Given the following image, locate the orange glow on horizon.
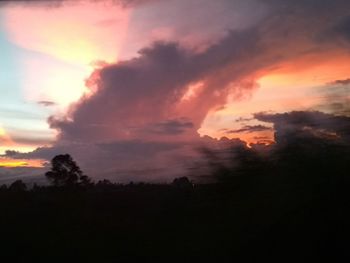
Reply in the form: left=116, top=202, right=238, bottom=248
left=199, top=124, right=275, bottom=146
left=0, top=158, right=45, bottom=168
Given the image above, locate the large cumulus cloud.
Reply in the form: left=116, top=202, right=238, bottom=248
left=49, top=29, right=265, bottom=143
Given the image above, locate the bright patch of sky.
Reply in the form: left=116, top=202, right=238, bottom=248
left=0, top=12, right=55, bottom=152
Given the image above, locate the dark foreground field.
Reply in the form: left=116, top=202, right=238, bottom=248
left=0, top=172, right=349, bottom=262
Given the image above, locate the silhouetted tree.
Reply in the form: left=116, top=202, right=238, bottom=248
left=32, top=183, right=41, bottom=192
left=172, top=176, right=194, bottom=189
left=97, top=179, right=113, bottom=186
left=9, top=180, right=27, bottom=192
left=45, top=154, right=92, bottom=187
left=96, top=179, right=113, bottom=187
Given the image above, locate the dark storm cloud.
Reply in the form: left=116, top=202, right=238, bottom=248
left=331, top=15, right=350, bottom=41
left=329, top=78, right=350, bottom=86
left=255, top=111, right=350, bottom=144
left=227, top=125, right=272, bottom=134
left=255, top=111, right=350, bottom=131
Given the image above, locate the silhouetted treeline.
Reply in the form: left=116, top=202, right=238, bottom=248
left=1, top=114, right=350, bottom=261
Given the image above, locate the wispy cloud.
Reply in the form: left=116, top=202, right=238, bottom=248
left=226, top=125, right=272, bottom=134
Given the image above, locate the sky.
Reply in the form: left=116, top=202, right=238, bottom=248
left=0, top=0, right=350, bottom=182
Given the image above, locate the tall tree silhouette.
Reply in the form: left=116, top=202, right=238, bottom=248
left=45, top=154, right=92, bottom=187
left=9, top=180, right=27, bottom=192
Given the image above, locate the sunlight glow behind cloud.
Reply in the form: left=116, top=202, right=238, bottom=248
left=3, top=1, right=130, bottom=108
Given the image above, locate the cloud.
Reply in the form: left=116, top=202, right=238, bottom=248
left=144, top=119, right=194, bottom=135
left=317, top=79, right=350, bottom=115
left=227, top=125, right=272, bottom=134
left=0, top=0, right=156, bottom=7
left=255, top=111, right=350, bottom=144
left=234, top=117, right=254, bottom=123
left=0, top=166, right=46, bottom=185
left=0, top=0, right=63, bottom=7
left=2, top=126, right=54, bottom=146
left=38, top=100, right=56, bottom=107
left=197, top=114, right=350, bottom=184
left=2, top=140, right=191, bottom=181
left=3, top=150, right=19, bottom=157
left=6, top=0, right=350, bottom=182
left=329, top=78, right=350, bottom=85
left=9, top=136, right=53, bottom=146
left=49, top=29, right=266, bottom=143
left=331, top=15, right=350, bottom=41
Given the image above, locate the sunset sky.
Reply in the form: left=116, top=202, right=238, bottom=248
left=1, top=0, right=350, bottom=182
